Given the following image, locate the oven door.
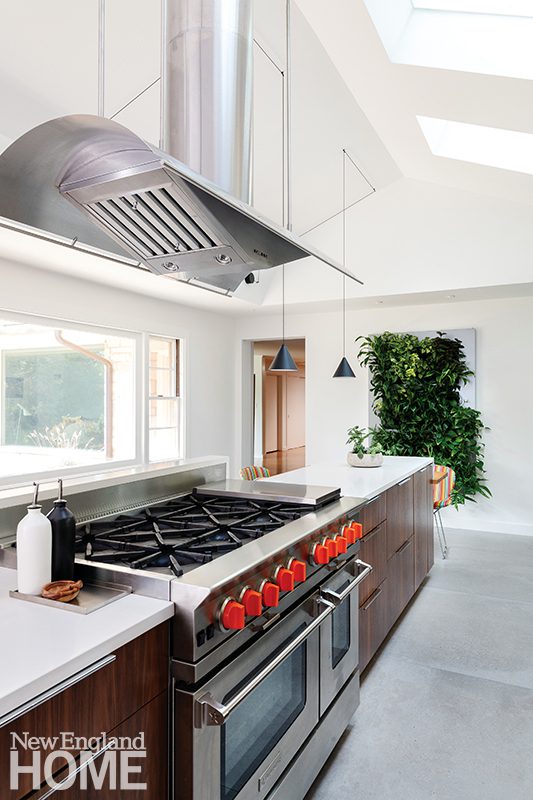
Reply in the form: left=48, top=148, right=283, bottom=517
left=319, top=557, right=373, bottom=715
left=176, top=592, right=334, bottom=800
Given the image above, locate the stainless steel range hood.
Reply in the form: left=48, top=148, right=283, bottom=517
left=0, top=1, right=362, bottom=293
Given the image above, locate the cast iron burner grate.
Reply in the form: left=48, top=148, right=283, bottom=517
left=75, top=493, right=312, bottom=577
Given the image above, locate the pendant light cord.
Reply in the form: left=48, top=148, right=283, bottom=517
left=343, top=275, right=346, bottom=356
left=280, top=0, right=291, bottom=346
left=282, top=264, right=285, bottom=342
left=342, top=149, right=347, bottom=356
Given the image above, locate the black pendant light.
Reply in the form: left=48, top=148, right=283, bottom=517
left=270, top=265, right=298, bottom=372
left=333, top=149, right=356, bottom=378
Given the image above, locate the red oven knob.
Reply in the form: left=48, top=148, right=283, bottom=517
left=350, top=522, right=363, bottom=540
left=240, top=587, right=263, bottom=617
left=335, top=535, right=348, bottom=554
left=344, top=526, right=356, bottom=545
left=311, top=543, right=330, bottom=565
left=343, top=523, right=362, bottom=544
left=261, top=581, right=280, bottom=607
left=288, top=558, right=307, bottom=582
left=323, top=538, right=338, bottom=559
left=219, top=599, right=245, bottom=631
left=275, top=567, right=295, bottom=592
left=342, top=524, right=353, bottom=543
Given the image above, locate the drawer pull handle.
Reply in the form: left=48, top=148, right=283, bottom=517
left=362, top=586, right=383, bottom=611
left=321, top=559, right=373, bottom=606
left=398, top=477, right=412, bottom=487
left=365, top=496, right=379, bottom=506
left=37, top=739, right=116, bottom=799
left=396, top=539, right=412, bottom=555
left=0, top=654, right=116, bottom=729
left=365, top=521, right=384, bottom=540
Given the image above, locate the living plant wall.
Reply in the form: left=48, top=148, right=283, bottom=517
left=357, top=331, right=490, bottom=505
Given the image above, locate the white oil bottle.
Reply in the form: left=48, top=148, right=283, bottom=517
left=16, top=482, right=52, bottom=595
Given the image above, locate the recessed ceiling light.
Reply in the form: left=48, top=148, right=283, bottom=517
left=417, top=115, right=533, bottom=175
left=411, top=0, right=533, bottom=16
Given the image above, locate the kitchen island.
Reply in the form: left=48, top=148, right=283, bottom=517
left=0, top=567, right=173, bottom=798
left=265, top=455, right=433, bottom=500
left=268, top=455, right=435, bottom=671
left=0, top=567, right=173, bottom=718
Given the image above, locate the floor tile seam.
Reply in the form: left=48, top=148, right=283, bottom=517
left=417, top=583, right=533, bottom=610
left=365, top=651, right=533, bottom=695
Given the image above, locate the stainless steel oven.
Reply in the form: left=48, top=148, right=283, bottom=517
left=320, top=557, right=363, bottom=716
left=174, top=556, right=371, bottom=800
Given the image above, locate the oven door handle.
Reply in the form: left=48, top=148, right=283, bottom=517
left=321, top=559, right=373, bottom=606
left=195, top=597, right=336, bottom=728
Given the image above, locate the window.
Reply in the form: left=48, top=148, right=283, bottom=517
left=417, top=115, right=533, bottom=175
left=0, top=314, right=185, bottom=486
left=148, top=336, right=182, bottom=462
left=0, top=319, right=136, bottom=481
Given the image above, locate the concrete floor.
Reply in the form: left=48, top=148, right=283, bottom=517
left=306, top=529, right=533, bottom=800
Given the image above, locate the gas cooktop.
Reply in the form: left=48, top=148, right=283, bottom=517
left=75, top=492, right=316, bottom=577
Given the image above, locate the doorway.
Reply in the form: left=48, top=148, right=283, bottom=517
left=252, top=339, right=306, bottom=476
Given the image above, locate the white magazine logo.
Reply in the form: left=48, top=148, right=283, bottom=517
left=10, top=731, right=147, bottom=792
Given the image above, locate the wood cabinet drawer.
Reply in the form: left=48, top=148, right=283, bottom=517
left=387, top=537, right=415, bottom=629
left=414, top=465, right=434, bottom=589
left=359, top=520, right=387, bottom=604
left=30, top=690, right=168, bottom=800
left=0, top=623, right=169, bottom=799
left=386, top=477, right=414, bottom=559
left=359, top=578, right=388, bottom=673
left=361, top=493, right=387, bottom=535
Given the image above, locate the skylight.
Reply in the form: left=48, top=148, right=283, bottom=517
left=411, top=0, right=533, bottom=15
left=417, top=116, right=533, bottom=175
left=364, top=0, right=533, bottom=79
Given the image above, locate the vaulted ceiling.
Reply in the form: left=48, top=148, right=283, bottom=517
left=1, top=0, right=533, bottom=315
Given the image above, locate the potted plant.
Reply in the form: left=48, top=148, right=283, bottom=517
left=346, top=426, right=383, bottom=468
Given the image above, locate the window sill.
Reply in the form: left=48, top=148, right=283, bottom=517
left=0, top=455, right=229, bottom=512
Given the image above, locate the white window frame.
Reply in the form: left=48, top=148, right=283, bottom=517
left=145, top=334, right=185, bottom=464
left=0, top=309, right=189, bottom=489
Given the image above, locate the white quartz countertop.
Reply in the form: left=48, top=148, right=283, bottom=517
left=0, top=567, right=174, bottom=719
left=266, top=456, right=433, bottom=500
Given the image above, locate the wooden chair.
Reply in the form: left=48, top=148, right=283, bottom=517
left=431, top=465, right=456, bottom=558
left=240, top=465, right=271, bottom=480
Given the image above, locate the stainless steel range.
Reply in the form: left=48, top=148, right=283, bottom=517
left=1, top=463, right=371, bottom=800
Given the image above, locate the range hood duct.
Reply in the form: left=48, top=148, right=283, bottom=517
left=0, top=2, right=362, bottom=293
left=163, top=0, right=253, bottom=204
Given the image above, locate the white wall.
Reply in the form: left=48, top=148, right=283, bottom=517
left=235, top=294, right=533, bottom=536
left=0, top=256, right=237, bottom=471
left=253, top=354, right=263, bottom=459
left=261, top=177, right=533, bottom=309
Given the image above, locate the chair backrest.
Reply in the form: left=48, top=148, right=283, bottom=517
left=433, top=464, right=456, bottom=509
left=240, top=465, right=271, bottom=481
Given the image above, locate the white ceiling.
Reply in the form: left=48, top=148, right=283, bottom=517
left=1, top=0, right=533, bottom=316
left=298, top=0, right=533, bottom=207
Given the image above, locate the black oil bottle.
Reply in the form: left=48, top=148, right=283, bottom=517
left=48, top=479, right=76, bottom=581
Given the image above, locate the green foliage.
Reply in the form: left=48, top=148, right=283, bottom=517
left=357, top=331, right=490, bottom=506
left=4, top=349, right=105, bottom=449
left=346, top=425, right=382, bottom=457
left=28, top=416, right=104, bottom=451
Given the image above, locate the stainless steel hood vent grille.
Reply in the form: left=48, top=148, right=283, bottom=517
left=87, top=186, right=220, bottom=262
